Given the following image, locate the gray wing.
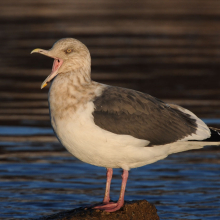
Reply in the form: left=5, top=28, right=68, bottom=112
left=92, top=86, right=198, bottom=146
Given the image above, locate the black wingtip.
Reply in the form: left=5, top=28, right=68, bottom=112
left=203, top=127, right=220, bottom=142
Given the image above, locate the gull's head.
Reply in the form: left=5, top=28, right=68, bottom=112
left=31, top=38, right=91, bottom=89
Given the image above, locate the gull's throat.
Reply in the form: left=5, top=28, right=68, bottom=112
left=52, top=59, right=62, bottom=72
left=41, top=58, right=63, bottom=89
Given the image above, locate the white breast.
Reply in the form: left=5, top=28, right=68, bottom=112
left=51, top=98, right=181, bottom=170
left=49, top=79, right=213, bottom=170
left=50, top=100, right=215, bottom=170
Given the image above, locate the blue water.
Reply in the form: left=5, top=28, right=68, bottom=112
left=0, top=126, right=53, bottom=136
left=0, top=122, right=220, bottom=220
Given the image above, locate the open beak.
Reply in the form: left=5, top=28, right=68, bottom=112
left=31, top=48, right=63, bottom=89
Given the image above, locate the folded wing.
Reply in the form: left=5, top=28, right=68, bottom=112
left=92, top=86, right=210, bottom=146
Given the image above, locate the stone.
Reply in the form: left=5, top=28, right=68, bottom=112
left=37, top=200, right=159, bottom=220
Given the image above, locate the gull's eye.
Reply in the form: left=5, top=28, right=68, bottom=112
left=66, top=49, right=72, bottom=53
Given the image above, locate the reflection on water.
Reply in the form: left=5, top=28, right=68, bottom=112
left=0, top=124, right=220, bottom=220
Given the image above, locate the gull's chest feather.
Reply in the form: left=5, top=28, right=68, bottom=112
left=47, top=75, right=152, bottom=169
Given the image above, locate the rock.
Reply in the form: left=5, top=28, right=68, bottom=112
left=37, top=200, right=159, bottom=220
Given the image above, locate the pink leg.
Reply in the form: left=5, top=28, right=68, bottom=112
left=93, top=168, right=115, bottom=209
left=94, top=170, right=129, bottom=212
left=103, top=168, right=113, bottom=203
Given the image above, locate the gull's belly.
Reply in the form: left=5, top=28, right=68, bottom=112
left=50, top=101, right=210, bottom=170
left=52, top=117, right=151, bottom=169
left=50, top=102, right=159, bottom=170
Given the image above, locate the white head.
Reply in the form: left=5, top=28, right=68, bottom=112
left=31, top=38, right=91, bottom=89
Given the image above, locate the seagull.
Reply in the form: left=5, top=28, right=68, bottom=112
left=31, top=38, right=220, bottom=212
